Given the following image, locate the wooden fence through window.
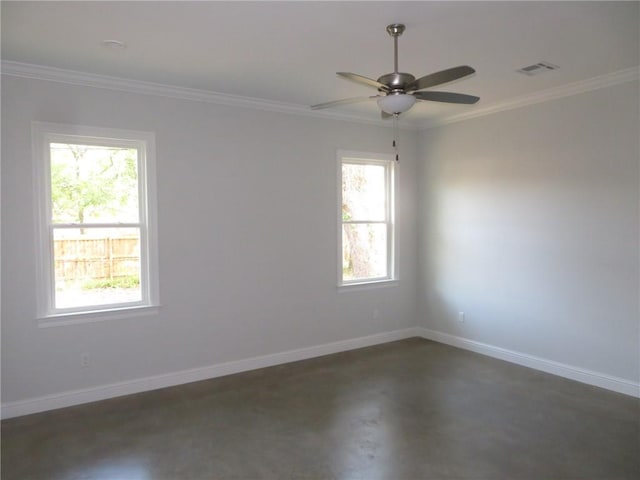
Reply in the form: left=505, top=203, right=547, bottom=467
left=54, top=236, right=140, bottom=282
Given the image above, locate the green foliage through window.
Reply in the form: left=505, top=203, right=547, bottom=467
left=50, top=143, right=139, bottom=224
left=341, top=160, right=390, bottom=282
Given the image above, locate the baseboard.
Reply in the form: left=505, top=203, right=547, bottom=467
left=417, top=327, right=640, bottom=398
left=5, top=326, right=635, bottom=419
left=1, top=327, right=420, bottom=419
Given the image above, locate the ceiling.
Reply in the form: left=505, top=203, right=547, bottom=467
left=2, top=1, right=638, bottom=126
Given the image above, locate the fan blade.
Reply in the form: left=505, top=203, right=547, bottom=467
left=407, top=66, right=475, bottom=92
left=413, top=91, right=480, bottom=104
left=381, top=111, right=394, bottom=120
left=337, top=72, right=390, bottom=92
left=311, top=96, right=377, bottom=110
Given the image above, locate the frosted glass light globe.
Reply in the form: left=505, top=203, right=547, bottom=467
left=377, top=93, right=416, bottom=114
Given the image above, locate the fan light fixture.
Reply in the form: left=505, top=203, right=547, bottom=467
left=377, top=93, right=416, bottom=114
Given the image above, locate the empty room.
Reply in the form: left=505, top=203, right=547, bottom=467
left=1, top=1, right=638, bottom=479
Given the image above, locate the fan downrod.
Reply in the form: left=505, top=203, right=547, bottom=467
left=380, top=24, right=412, bottom=88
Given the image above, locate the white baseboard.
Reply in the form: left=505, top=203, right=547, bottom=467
left=1, top=327, right=420, bottom=419
left=4, top=326, right=636, bottom=419
left=417, top=327, right=640, bottom=398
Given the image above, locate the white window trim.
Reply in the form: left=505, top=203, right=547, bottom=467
left=32, top=122, right=160, bottom=326
left=337, top=150, right=398, bottom=289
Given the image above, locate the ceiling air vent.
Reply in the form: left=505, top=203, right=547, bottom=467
left=517, top=61, right=559, bottom=76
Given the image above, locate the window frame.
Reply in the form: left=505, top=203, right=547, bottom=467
left=32, top=122, right=159, bottom=326
left=338, top=150, right=397, bottom=288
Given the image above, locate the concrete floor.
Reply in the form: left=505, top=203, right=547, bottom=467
left=2, top=338, right=639, bottom=480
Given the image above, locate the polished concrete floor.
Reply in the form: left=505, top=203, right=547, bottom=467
left=2, top=338, right=639, bottom=480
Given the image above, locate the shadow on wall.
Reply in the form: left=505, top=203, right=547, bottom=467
left=423, top=145, right=638, bottom=368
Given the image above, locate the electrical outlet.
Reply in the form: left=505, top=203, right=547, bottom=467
left=80, top=353, right=90, bottom=368
left=458, top=312, right=465, bottom=323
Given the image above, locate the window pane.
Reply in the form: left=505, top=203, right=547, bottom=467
left=342, top=163, right=386, bottom=222
left=53, top=227, right=142, bottom=309
left=50, top=143, right=139, bottom=224
left=342, top=223, right=387, bottom=281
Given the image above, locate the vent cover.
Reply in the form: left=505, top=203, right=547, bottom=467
left=517, top=61, right=559, bottom=76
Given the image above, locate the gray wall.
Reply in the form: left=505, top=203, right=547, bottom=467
left=1, top=76, right=419, bottom=403
left=417, top=81, right=640, bottom=382
left=3, top=72, right=638, bottom=408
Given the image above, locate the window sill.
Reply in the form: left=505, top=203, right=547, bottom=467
left=37, top=304, right=160, bottom=328
left=337, top=279, right=399, bottom=293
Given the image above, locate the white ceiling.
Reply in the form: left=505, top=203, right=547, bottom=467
left=2, top=1, right=638, bottom=126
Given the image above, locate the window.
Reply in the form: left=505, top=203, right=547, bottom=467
left=33, top=122, right=159, bottom=323
left=339, top=151, right=396, bottom=286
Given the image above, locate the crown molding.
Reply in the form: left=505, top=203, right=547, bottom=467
left=420, top=66, right=640, bottom=130
left=3, top=60, right=637, bottom=132
left=1, top=60, right=420, bottom=130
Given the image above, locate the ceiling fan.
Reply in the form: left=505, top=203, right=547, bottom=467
left=311, top=24, right=479, bottom=118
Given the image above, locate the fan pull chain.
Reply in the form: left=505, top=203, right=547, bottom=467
left=393, top=113, right=399, bottom=161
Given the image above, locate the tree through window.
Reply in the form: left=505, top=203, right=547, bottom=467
left=50, top=143, right=142, bottom=308
left=33, top=123, right=158, bottom=320
left=340, top=152, right=395, bottom=285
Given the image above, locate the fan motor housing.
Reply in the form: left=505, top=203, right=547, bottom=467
left=377, top=72, right=416, bottom=91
